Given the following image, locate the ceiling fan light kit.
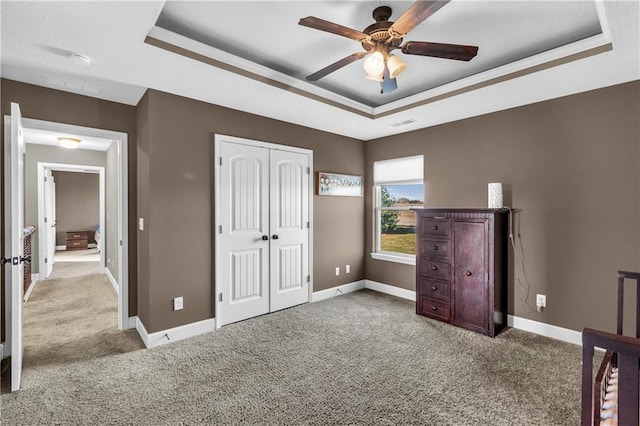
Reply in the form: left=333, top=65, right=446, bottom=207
left=299, top=1, right=478, bottom=93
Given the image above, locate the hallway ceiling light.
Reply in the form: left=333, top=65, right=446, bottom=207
left=57, top=137, right=82, bottom=149
left=67, top=52, right=92, bottom=66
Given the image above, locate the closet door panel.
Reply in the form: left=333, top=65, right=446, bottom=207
left=270, top=150, right=310, bottom=311
left=219, top=142, right=270, bottom=325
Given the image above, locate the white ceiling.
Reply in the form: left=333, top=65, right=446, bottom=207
left=1, top=1, right=638, bottom=141
left=23, top=128, right=113, bottom=152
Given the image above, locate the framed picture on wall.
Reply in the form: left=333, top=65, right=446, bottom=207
left=317, top=172, right=363, bottom=196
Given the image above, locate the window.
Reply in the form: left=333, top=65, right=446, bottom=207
left=372, top=156, right=424, bottom=265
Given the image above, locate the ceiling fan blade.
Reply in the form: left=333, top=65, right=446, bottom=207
left=299, top=17, right=369, bottom=42
left=389, top=1, right=451, bottom=38
left=401, top=41, right=478, bottom=61
left=306, top=52, right=367, bottom=81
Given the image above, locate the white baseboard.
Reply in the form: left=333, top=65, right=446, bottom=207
left=55, top=245, right=65, bottom=251
left=364, top=279, right=416, bottom=301
left=105, top=267, right=119, bottom=295
left=127, top=316, right=138, bottom=330
left=311, top=280, right=365, bottom=302
left=23, top=279, right=38, bottom=302
left=508, top=315, right=581, bottom=345
left=361, top=279, right=581, bottom=345
left=136, top=317, right=217, bottom=349
left=88, top=243, right=97, bottom=248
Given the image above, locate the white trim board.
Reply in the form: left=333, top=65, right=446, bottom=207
left=365, top=280, right=417, bottom=301
left=136, top=317, right=216, bottom=349
left=105, top=267, right=119, bottom=295
left=23, top=279, right=38, bottom=303
left=507, top=314, right=582, bottom=346
left=311, top=280, right=365, bottom=303
left=353, top=279, right=581, bottom=345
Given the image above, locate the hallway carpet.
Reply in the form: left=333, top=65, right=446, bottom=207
left=2, top=290, right=583, bottom=425
left=14, top=261, right=142, bottom=372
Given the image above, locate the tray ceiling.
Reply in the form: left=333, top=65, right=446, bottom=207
left=155, top=1, right=602, bottom=108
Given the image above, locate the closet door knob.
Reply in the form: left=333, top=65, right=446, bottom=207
left=465, top=271, right=472, bottom=276
left=272, top=234, right=279, bottom=240
left=262, top=235, right=269, bottom=241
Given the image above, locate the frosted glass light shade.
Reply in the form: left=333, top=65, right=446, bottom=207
left=488, top=182, right=503, bottom=208
left=387, top=55, right=407, bottom=78
left=57, top=137, right=81, bottom=149
left=363, top=52, right=385, bottom=76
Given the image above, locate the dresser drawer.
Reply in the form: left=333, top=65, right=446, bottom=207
left=67, top=239, right=88, bottom=250
left=419, top=217, right=450, bottom=238
left=419, top=239, right=450, bottom=258
left=418, top=297, right=450, bottom=321
left=419, top=258, right=450, bottom=281
left=66, top=232, right=87, bottom=240
left=418, top=278, right=450, bottom=301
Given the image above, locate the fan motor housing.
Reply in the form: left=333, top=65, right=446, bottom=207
left=362, top=6, right=402, bottom=51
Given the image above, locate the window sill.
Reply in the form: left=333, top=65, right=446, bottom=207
left=370, top=252, right=416, bottom=266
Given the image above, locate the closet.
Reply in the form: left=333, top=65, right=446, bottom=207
left=216, top=136, right=311, bottom=326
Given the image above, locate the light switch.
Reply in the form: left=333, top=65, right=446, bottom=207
left=138, top=217, right=144, bottom=231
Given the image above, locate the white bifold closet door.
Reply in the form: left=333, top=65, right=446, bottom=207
left=219, top=141, right=309, bottom=326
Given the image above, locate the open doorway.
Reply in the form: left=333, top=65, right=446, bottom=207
left=18, top=118, right=129, bottom=329
left=35, top=164, right=106, bottom=286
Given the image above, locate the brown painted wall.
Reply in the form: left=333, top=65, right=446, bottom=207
left=52, top=172, right=99, bottom=246
left=365, top=81, right=640, bottom=333
left=137, top=89, right=365, bottom=333
left=1, top=78, right=138, bottom=316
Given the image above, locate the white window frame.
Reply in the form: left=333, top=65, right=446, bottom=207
left=371, top=156, right=424, bottom=265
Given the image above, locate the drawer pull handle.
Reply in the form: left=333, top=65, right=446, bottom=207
left=431, top=265, right=438, bottom=271
left=432, top=285, right=438, bottom=291
left=432, top=245, right=438, bottom=250
left=465, top=271, right=472, bottom=276
left=431, top=225, right=438, bottom=230
left=432, top=306, right=438, bottom=311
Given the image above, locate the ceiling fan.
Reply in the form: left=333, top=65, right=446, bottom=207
left=299, top=0, right=478, bottom=93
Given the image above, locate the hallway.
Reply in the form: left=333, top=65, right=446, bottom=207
left=19, top=258, right=143, bottom=375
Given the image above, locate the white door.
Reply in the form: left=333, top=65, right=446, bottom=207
left=44, top=169, right=55, bottom=277
left=218, top=141, right=310, bottom=326
left=4, top=102, right=25, bottom=392
left=270, top=150, right=310, bottom=311
left=219, top=142, right=270, bottom=326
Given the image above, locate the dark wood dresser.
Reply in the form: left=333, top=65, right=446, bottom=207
left=66, top=231, right=88, bottom=250
left=413, top=208, right=508, bottom=337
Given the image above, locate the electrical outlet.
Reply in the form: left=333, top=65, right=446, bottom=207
left=173, top=296, right=183, bottom=311
left=335, top=267, right=340, bottom=276
left=536, top=294, right=546, bottom=308
left=345, top=264, right=351, bottom=274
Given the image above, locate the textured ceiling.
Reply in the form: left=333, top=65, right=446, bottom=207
left=0, top=1, right=638, bottom=140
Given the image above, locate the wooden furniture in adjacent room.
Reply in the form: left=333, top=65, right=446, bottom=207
left=23, top=226, right=35, bottom=292
left=582, top=270, right=640, bottom=426
left=66, top=231, right=88, bottom=250
left=412, top=208, right=508, bottom=337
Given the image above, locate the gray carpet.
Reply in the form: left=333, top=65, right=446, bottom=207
left=2, top=289, right=583, bottom=425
